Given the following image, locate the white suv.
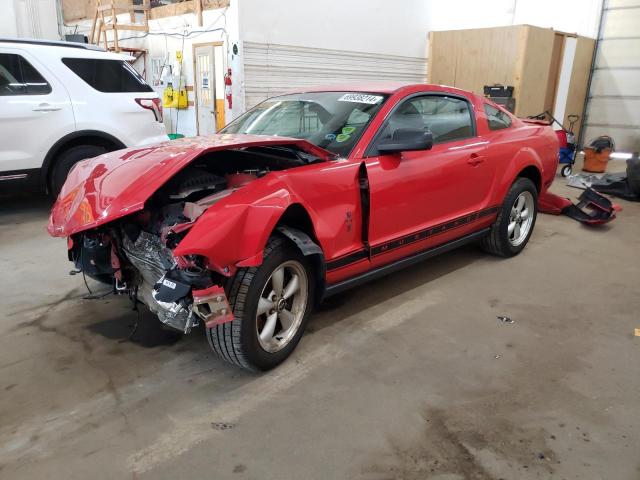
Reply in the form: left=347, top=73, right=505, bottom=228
left=0, top=38, right=168, bottom=195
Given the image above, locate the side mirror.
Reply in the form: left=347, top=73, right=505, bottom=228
left=376, top=128, right=434, bottom=154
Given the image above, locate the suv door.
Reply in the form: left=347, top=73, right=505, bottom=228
left=364, top=93, right=497, bottom=266
left=0, top=48, right=74, bottom=176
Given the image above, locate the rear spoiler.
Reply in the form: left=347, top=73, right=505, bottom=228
left=521, top=118, right=552, bottom=126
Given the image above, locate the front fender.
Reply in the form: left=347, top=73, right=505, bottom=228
left=172, top=180, right=300, bottom=276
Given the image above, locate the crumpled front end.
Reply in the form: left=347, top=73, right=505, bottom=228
left=67, top=198, right=237, bottom=333
left=56, top=138, right=325, bottom=333
left=122, top=230, right=196, bottom=331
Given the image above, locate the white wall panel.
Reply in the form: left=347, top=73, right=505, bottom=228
left=590, top=69, right=640, bottom=97
left=0, top=0, right=18, bottom=36
left=583, top=125, right=640, bottom=150
left=12, top=0, right=59, bottom=40
left=587, top=98, right=640, bottom=126
left=242, top=42, right=428, bottom=110
left=238, top=0, right=432, bottom=58
left=596, top=39, right=640, bottom=67
left=606, top=0, right=640, bottom=8
left=511, top=0, right=602, bottom=38
left=601, top=8, right=640, bottom=37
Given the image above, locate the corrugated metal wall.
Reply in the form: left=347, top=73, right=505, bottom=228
left=242, top=42, right=428, bottom=110
left=584, top=0, right=640, bottom=151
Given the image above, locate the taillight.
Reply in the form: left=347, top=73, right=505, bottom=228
left=135, top=97, right=163, bottom=123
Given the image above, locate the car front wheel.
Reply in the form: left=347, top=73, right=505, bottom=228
left=482, top=177, right=538, bottom=257
left=206, top=235, right=314, bottom=371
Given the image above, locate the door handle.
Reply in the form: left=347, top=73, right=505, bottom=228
left=33, top=103, right=61, bottom=112
left=467, top=153, right=484, bottom=166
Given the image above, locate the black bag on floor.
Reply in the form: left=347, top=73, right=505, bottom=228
left=591, top=159, right=640, bottom=202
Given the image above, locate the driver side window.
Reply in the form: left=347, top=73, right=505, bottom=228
left=380, top=95, right=474, bottom=144
left=0, top=53, right=51, bottom=96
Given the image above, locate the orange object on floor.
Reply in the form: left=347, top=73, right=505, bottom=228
left=583, top=147, right=611, bottom=173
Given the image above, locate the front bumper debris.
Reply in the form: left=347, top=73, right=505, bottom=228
left=192, top=285, right=234, bottom=328
left=538, top=187, right=620, bottom=225
left=151, top=274, right=194, bottom=332
left=151, top=278, right=234, bottom=332
left=122, top=232, right=232, bottom=333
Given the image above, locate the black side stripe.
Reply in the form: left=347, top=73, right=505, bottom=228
left=326, top=249, right=368, bottom=271
left=326, top=205, right=499, bottom=271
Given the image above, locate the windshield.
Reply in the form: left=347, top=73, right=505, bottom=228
left=221, top=91, right=388, bottom=157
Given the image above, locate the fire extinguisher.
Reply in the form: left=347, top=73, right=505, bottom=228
left=224, top=68, right=232, bottom=109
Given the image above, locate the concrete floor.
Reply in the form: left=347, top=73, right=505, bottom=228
left=1, top=171, right=639, bottom=480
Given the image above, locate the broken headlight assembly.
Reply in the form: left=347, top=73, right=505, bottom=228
left=174, top=253, right=209, bottom=272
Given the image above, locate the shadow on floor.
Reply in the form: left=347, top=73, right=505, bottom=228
left=0, top=191, right=52, bottom=223
left=309, top=244, right=484, bottom=334
left=87, top=308, right=184, bottom=349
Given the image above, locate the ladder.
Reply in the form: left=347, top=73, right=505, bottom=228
left=90, top=0, right=151, bottom=53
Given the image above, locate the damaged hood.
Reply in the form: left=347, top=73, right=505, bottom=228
left=48, top=134, right=333, bottom=237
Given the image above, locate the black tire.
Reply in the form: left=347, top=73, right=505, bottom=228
left=482, top=177, right=538, bottom=258
left=206, top=235, right=315, bottom=371
left=561, top=165, right=572, bottom=177
left=50, top=145, right=107, bottom=197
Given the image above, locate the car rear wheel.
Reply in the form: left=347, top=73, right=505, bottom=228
left=482, top=177, right=538, bottom=257
left=50, top=145, right=107, bottom=197
left=206, top=235, right=314, bottom=371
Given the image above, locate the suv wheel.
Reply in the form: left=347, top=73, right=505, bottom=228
left=50, top=145, right=106, bottom=197
left=482, top=177, right=538, bottom=257
left=206, top=235, right=315, bottom=371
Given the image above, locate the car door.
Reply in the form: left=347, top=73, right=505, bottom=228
left=0, top=48, right=74, bottom=175
left=364, top=93, right=497, bottom=266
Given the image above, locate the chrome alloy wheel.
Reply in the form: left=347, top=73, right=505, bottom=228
left=255, top=260, right=309, bottom=353
left=508, top=191, right=535, bottom=247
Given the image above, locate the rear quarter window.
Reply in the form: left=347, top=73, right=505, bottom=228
left=484, top=103, right=512, bottom=130
left=62, top=58, right=153, bottom=93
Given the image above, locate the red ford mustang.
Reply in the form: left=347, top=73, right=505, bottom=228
left=49, top=83, right=559, bottom=371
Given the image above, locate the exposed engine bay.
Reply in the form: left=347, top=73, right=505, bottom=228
left=67, top=146, right=321, bottom=333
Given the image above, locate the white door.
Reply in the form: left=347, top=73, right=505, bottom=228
left=0, top=48, right=75, bottom=175
left=242, top=41, right=428, bottom=110
left=195, top=45, right=217, bottom=135
left=583, top=0, right=640, bottom=151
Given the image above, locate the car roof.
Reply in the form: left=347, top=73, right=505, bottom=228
left=0, top=38, right=105, bottom=51
left=0, top=37, right=132, bottom=60
left=282, top=82, right=479, bottom=99
left=285, top=82, right=414, bottom=94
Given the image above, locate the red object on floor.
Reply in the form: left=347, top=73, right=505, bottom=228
left=538, top=190, right=572, bottom=215
left=538, top=189, right=619, bottom=224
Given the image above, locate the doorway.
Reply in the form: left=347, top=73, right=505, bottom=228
left=193, top=42, right=225, bottom=135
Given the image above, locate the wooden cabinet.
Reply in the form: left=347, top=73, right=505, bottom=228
left=428, top=25, right=595, bottom=137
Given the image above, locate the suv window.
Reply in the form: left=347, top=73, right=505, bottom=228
left=62, top=58, right=153, bottom=93
left=484, top=103, right=512, bottom=130
left=0, top=53, right=51, bottom=96
left=380, top=95, right=474, bottom=144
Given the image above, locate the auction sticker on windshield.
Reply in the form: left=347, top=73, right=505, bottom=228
left=338, top=93, right=383, bottom=104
